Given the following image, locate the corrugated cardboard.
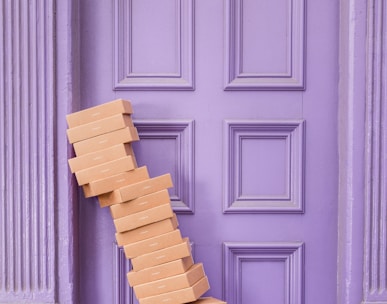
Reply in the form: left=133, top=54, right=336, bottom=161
left=115, top=214, right=179, bottom=247
left=124, top=229, right=182, bottom=259
left=68, top=143, right=134, bottom=173
left=66, top=113, right=134, bottom=143
left=127, top=256, right=194, bottom=287
left=87, top=166, right=149, bottom=197
left=73, top=127, right=139, bottom=156
left=99, top=173, right=173, bottom=207
left=66, top=99, right=133, bottom=128
left=131, top=238, right=191, bottom=271
left=190, top=297, right=227, bottom=304
left=75, top=155, right=136, bottom=186
left=110, top=189, right=170, bottom=219
left=134, top=263, right=205, bottom=298
left=114, top=203, right=173, bottom=233
left=138, top=276, right=210, bottom=304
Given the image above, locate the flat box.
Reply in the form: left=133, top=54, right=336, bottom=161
left=134, top=263, right=205, bottom=298
left=138, top=276, right=210, bottom=304
left=124, top=229, right=182, bottom=259
left=73, top=127, right=139, bottom=156
left=116, top=214, right=178, bottom=246
left=114, top=203, right=173, bottom=233
left=127, top=256, right=194, bottom=287
left=131, top=238, right=191, bottom=271
left=83, top=166, right=148, bottom=198
left=99, top=174, right=173, bottom=206
left=75, top=155, right=136, bottom=186
left=66, top=99, right=133, bottom=128
left=67, top=113, right=134, bottom=144
left=85, top=166, right=149, bottom=197
left=191, top=297, right=227, bottom=304
left=110, top=189, right=170, bottom=219
left=68, top=143, right=134, bottom=173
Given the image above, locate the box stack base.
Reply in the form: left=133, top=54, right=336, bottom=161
left=66, top=99, right=226, bottom=303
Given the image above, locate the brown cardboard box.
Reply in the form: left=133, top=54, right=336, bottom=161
left=190, top=297, right=227, bottom=304
left=110, top=189, right=170, bottom=219
left=73, top=127, right=139, bottom=156
left=115, top=214, right=179, bottom=246
left=114, top=203, right=173, bottom=233
left=131, top=238, right=191, bottom=271
left=66, top=99, right=133, bottom=128
left=134, top=263, right=205, bottom=298
left=74, top=155, right=136, bottom=186
left=68, top=143, right=135, bottom=173
left=127, top=256, right=194, bottom=287
left=87, top=166, right=149, bottom=197
left=138, top=276, right=210, bottom=304
left=66, top=113, right=134, bottom=143
left=99, top=174, right=173, bottom=206
left=124, top=229, right=182, bottom=259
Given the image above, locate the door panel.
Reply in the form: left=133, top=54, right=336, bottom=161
left=79, top=0, right=338, bottom=303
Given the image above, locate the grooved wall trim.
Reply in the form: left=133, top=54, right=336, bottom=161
left=363, top=0, right=387, bottom=302
left=223, top=242, right=304, bottom=304
left=224, top=0, right=306, bottom=90
left=0, top=0, right=56, bottom=302
left=223, top=120, right=305, bottom=213
left=114, top=0, right=195, bottom=90
left=134, top=120, right=195, bottom=214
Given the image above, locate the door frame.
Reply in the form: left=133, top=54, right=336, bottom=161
left=55, top=0, right=378, bottom=303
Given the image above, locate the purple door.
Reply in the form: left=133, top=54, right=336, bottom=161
left=79, top=0, right=338, bottom=303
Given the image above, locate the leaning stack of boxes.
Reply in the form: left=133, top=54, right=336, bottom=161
left=66, top=99, right=226, bottom=304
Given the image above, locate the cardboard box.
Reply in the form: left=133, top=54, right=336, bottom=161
left=124, top=229, right=182, bottom=259
left=68, top=143, right=134, bottom=173
left=138, top=276, right=210, bottom=304
left=116, top=214, right=179, bottom=246
left=191, top=297, right=227, bottom=304
left=114, top=203, right=173, bottom=233
left=75, top=155, right=136, bottom=186
left=66, top=113, right=134, bottom=143
left=73, top=127, right=139, bottom=156
left=134, top=263, right=205, bottom=298
left=110, top=189, right=170, bottom=219
left=131, top=238, right=191, bottom=271
left=87, top=166, right=149, bottom=197
left=66, top=99, right=133, bottom=128
left=98, top=174, right=173, bottom=206
left=127, top=256, right=194, bottom=287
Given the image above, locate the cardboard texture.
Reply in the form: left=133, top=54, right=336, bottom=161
left=89, top=166, right=149, bottom=197
left=138, top=276, right=210, bottom=304
left=74, top=155, right=136, bottom=186
left=99, top=174, right=173, bottom=206
left=66, top=99, right=133, bottom=128
left=134, top=263, right=205, bottom=298
left=124, top=229, right=183, bottom=259
left=190, top=298, right=227, bottom=304
left=131, top=238, right=191, bottom=271
left=115, top=214, right=179, bottom=246
left=73, top=127, right=139, bottom=156
left=110, top=189, right=170, bottom=219
left=127, top=256, right=194, bottom=287
left=68, top=143, right=134, bottom=173
left=114, top=203, right=174, bottom=233
left=66, top=113, right=134, bottom=143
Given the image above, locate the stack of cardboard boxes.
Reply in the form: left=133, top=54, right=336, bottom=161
left=66, top=99, right=226, bottom=304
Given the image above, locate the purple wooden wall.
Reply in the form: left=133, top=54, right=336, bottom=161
left=0, top=0, right=385, bottom=303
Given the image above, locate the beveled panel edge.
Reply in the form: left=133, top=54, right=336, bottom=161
left=224, top=0, right=306, bottom=90
left=113, top=0, right=195, bottom=90
left=113, top=244, right=134, bottom=304
left=222, top=242, right=305, bottom=304
left=223, top=120, right=306, bottom=214
left=134, top=120, right=195, bottom=214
